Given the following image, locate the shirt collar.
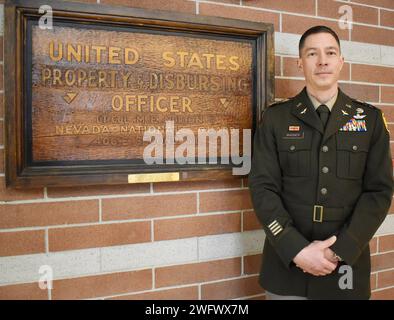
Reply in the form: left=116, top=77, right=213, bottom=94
left=307, top=90, right=338, bottom=112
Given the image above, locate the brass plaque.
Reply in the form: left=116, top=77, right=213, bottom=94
left=5, top=0, right=274, bottom=187
left=128, top=172, right=180, bottom=184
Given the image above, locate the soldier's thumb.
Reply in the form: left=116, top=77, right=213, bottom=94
left=320, top=235, right=337, bottom=248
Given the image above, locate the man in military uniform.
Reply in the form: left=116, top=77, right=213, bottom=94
left=249, top=26, right=393, bottom=299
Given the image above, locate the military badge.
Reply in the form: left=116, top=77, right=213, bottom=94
left=354, top=107, right=366, bottom=120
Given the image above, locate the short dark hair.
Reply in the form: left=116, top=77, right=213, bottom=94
left=299, top=26, right=341, bottom=56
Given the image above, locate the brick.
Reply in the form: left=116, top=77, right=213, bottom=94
left=371, top=287, right=394, bottom=300
left=154, top=213, right=241, bottom=241
left=201, top=275, right=263, bottom=299
left=352, top=64, right=394, bottom=85
left=0, top=92, right=3, bottom=118
left=283, top=57, right=303, bottom=78
left=380, top=10, right=394, bottom=28
left=244, top=0, right=315, bottom=15
left=0, top=230, right=45, bottom=257
left=275, top=56, right=281, bottom=76
left=47, top=183, right=150, bottom=198
left=0, top=200, right=99, bottom=229
left=199, top=3, right=280, bottom=31
left=388, top=124, right=394, bottom=135
left=371, top=273, right=377, bottom=290
left=282, top=14, right=349, bottom=40
left=199, top=190, right=252, bottom=213
left=0, top=177, right=44, bottom=201
left=370, top=237, right=378, bottom=254
left=52, top=269, right=152, bottom=300
left=243, top=210, right=261, bottom=231
left=380, top=106, right=394, bottom=122
left=381, top=87, right=394, bottom=104
left=391, top=143, right=394, bottom=160
left=244, top=254, right=262, bottom=275
left=377, top=269, right=394, bottom=288
left=0, top=149, right=3, bottom=172
left=102, top=193, right=196, bottom=220
left=379, top=234, right=394, bottom=252
left=109, top=286, right=199, bottom=300
left=0, top=65, right=3, bottom=91
left=153, top=179, right=241, bottom=193
left=371, top=252, right=394, bottom=272
left=275, top=78, right=305, bottom=99
left=352, top=24, right=394, bottom=47
left=0, top=36, right=3, bottom=61
left=155, top=258, right=241, bottom=288
left=0, top=120, right=3, bottom=145
left=101, top=0, right=195, bottom=14
left=339, top=83, right=379, bottom=103
left=318, top=0, right=378, bottom=25
left=0, top=282, right=47, bottom=300
left=49, top=221, right=151, bottom=252
left=350, top=0, right=394, bottom=10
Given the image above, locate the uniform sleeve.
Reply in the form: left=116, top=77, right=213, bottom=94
left=330, top=109, right=394, bottom=266
left=248, top=108, right=310, bottom=268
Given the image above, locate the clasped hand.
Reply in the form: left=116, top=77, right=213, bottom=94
left=293, top=236, right=339, bottom=276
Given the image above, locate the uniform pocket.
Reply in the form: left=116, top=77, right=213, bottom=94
left=278, top=136, right=312, bottom=177
left=336, top=133, right=369, bottom=179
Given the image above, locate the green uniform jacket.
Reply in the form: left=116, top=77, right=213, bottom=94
left=249, top=87, right=393, bottom=299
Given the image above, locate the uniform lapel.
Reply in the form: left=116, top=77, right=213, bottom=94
left=290, top=87, right=324, bottom=134
left=322, top=89, right=357, bottom=143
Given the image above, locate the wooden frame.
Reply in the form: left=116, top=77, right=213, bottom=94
left=4, top=0, right=274, bottom=188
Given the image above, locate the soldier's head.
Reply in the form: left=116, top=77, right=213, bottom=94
left=297, top=26, right=344, bottom=92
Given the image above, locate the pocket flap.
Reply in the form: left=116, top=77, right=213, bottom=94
left=336, top=134, right=369, bottom=152
left=278, top=136, right=312, bottom=152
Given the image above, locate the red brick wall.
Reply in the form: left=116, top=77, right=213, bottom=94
left=0, top=0, right=393, bottom=300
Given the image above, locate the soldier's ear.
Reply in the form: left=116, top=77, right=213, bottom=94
left=297, top=58, right=303, bottom=70
left=339, top=54, right=344, bottom=71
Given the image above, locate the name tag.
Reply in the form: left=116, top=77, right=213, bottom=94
left=283, top=132, right=304, bottom=139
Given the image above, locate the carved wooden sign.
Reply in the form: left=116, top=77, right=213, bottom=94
left=5, top=0, right=274, bottom=187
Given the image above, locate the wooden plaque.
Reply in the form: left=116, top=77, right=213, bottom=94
left=4, top=0, right=274, bottom=188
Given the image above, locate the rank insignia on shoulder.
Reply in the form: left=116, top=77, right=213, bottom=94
left=339, top=118, right=367, bottom=132
left=267, top=220, right=283, bottom=236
